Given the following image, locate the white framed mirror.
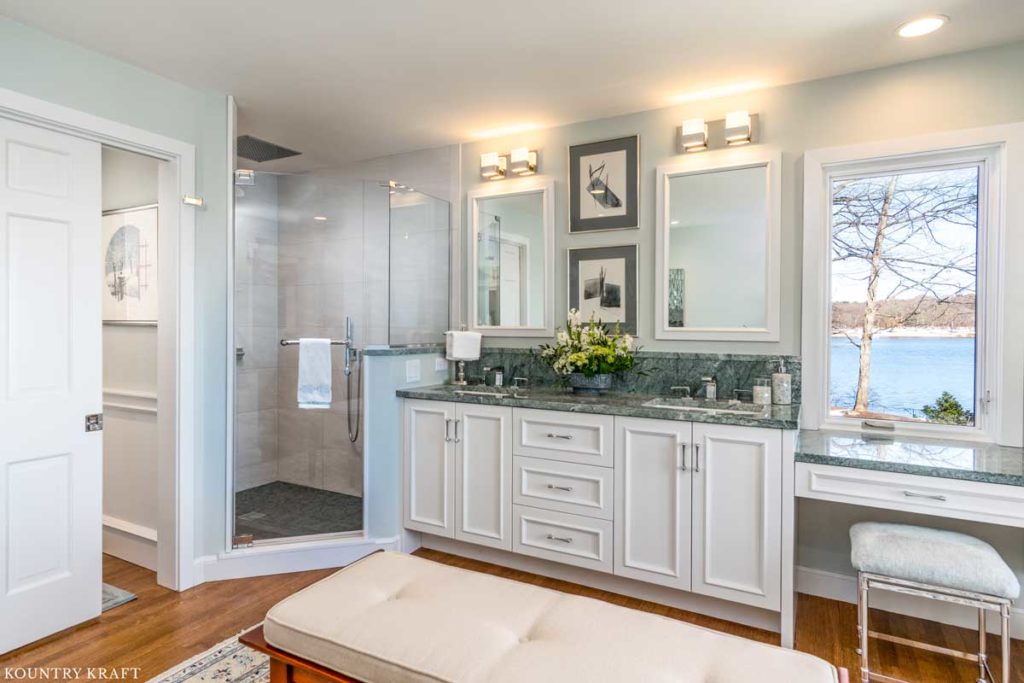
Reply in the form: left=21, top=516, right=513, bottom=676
left=468, top=178, right=555, bottom=336
left=655, top=146, right=781, bottom=341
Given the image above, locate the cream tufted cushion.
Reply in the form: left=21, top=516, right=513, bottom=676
left=264, top=551, right=838, bottom=683
left=850, top=522, right=1020, bottom=600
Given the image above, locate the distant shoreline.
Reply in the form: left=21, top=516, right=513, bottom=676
left=831, top=326, right=975, bottom=339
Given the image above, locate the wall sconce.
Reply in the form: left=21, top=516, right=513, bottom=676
left=724, top=111, right=752, bottom=145
left=679, top=118, right=708, bottom=152
left=509, top=148, right=538, bottom=176
left=480, top=152, right=506, bottom=180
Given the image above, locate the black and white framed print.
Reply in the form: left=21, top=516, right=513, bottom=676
left=568, top=245, right=638, bottom=334
left=569, top=135, right=639, bottom=232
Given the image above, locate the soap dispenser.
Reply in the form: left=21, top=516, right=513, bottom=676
left=771, top=360, right=792, bottom=406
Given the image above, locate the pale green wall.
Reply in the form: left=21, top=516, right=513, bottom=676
left=461, top=40, right=1024, bottom=354
left=0, top=18, right=229, bottom=556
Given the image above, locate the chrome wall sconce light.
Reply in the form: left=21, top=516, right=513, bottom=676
left=480, top=148, right=539, bottom=180
left=680, top=118, right=708, bottom=152
left=677, top=111, right=756, bottom=152
left=724, top=110, right=752, bottom=145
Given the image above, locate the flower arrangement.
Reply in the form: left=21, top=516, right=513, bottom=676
left=538, top=310, right=639, bottom=378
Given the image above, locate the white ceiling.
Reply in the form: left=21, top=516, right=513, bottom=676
left=3, top=0, right=1023, bottom=171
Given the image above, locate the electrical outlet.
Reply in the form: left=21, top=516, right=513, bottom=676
left=435, top=357, right=448, bottom=372
left=406, top=359, right=421, bottom=383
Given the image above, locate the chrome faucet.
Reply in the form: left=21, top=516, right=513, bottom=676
left=670, top=385, right=691, bottom=398
left=510, top=377, right=529, bottom=395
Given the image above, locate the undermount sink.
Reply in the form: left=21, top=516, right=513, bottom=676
left=452, top=388, right=528, bottom=399
left=642, top=397, right=768, bottom=416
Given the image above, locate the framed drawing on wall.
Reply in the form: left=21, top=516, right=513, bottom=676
left=569, top=135, right=639, bottom=232
left=568, top=245, right=638, bottom=334
left=102, top=205, right=158, bottom=324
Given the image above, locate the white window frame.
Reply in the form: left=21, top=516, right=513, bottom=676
left=802, top=124, right=1024, bottom=446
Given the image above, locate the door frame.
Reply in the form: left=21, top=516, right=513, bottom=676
left=0, top=86, right=200, bottom=590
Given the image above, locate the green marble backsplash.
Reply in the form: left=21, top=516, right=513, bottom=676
left=464, top=348, right=801, bottom=401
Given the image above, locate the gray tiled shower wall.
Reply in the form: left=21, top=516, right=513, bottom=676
left=463, top=348, right=801, bottom=401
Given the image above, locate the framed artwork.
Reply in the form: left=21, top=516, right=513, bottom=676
left=568, top=135, right=639, bottom=232
left=102, top=205, right=158, bottom=324
left=568, top=245, right=637, bottom=334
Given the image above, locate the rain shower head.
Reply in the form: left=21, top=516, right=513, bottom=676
left=237, top=134, right=301, bottom=163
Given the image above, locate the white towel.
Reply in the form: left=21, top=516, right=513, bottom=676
left=297, top=338, right=332, bottom=409
left=445, top=330, right=482, bottom=361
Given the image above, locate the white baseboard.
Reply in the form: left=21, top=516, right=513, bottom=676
left=421, top=536, right=781, bottom=634
left=796, top=565, right=1024, bottom=639
left=196, top=535, right=401, bottom=583
left=103, top=515, right=158, bottom=571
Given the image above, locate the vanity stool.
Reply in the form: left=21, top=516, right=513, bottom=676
left=850, top=522, right=1019, bottom=683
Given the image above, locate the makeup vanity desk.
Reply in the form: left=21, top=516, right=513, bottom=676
left=795, top=430, right=1024, bottom=528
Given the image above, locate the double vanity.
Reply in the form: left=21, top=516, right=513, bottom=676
left=398, top=384, right=801, bottom=645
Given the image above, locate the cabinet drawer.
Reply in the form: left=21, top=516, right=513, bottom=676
left=513, top=457, right=613, bottom=520
left=796, top=463, right=1024, bottom=528
left=514, top=408, right=614, bottom=466
left=513, top=505, right=613, bottom=573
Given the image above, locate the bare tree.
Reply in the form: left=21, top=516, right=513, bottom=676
left=831, top=168, right=977, bottom=414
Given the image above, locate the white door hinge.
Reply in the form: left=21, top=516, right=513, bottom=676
left=182, top=194, right=205, bottom=207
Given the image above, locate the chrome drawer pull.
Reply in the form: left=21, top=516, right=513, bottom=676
left=546, top=484, right=574, bottom=492
left=546, top=433, right=574, bottom=440
left=903, top=490, right=947, bottom=502
left=545, top=534, right=573, bottom=544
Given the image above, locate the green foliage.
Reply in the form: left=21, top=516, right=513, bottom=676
left=538, top=310, right=639, bottom=378
left=921, top=391, right=974, bottom=426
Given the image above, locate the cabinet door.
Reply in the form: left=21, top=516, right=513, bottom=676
left=691, top=423, right=782, bottom=610
left=403, top=399, right=455, bottom=537
left=455, top=403, right=513, bottom=550
left=614, top=417, right=692, bottom=590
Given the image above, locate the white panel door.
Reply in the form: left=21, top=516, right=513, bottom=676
left=613, top=417, right=692, bottom=590
left=403, top=399, right=455, bottom=537
left=691, top=423, right=782, bottom=610
left=0, top=118, right=102, bottom=653
left=454, top=403, right=512, bottom=550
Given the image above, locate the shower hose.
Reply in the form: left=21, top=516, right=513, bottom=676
left=347, top=348, right=362, bottom=443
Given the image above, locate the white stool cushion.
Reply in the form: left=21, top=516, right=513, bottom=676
left=850, top=522, right=1020, bottom=600
left=264, top=551, right=839, bottom=683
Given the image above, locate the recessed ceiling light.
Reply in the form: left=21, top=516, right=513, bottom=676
left=313, top=215, right=327, bottom=221
left=897, top=15, right=948, bottom=38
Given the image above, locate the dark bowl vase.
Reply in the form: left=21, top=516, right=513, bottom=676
left=568, top=373, right=612, bottom=395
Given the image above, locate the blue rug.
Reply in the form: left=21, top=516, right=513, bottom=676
left=101, top=583, right=136, bottom=612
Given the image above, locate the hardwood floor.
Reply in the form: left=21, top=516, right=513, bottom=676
left=1, top=550, right=1019, bottom=682
left=0, top=555, right=335, bottom=679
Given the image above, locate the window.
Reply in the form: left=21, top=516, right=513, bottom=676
left=829, top=164, right=980, bottom=427
left=803, top=125, right=1024, bottom=445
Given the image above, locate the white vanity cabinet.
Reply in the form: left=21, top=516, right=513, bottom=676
left=614, top=417, right=693, bottom=590
left=403, top=399, right=512, bottom=550
left=691, top=423, right=782, bottom=610
left=403, top=400, right=792, bottom=635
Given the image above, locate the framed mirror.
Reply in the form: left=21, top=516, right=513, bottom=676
left=655, top=147, right=781, bottom=341
left=468, top=178, right=554, bottom=336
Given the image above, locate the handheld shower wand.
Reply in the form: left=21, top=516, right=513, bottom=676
left=344, top=316, right=362, bottom=442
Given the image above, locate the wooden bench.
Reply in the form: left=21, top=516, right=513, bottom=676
left=241, top=552, right=847, bottom=683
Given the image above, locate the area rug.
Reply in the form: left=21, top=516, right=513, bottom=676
left=147, top=627, right=268, bottom=683
left=101, top=583, right=137, bottom=612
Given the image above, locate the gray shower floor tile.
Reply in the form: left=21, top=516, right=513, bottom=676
left=234, top=481, right=363, bottom=541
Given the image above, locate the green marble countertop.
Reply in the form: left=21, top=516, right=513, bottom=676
left=796, top=430, right=1024, bottom=486
left=396, top=384, right=800, bottom=430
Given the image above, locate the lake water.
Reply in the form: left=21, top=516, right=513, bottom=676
left=830, top=337, right=975, bottom=418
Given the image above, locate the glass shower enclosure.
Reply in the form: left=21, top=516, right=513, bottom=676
left=231, top=171, right=449, bottom=545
